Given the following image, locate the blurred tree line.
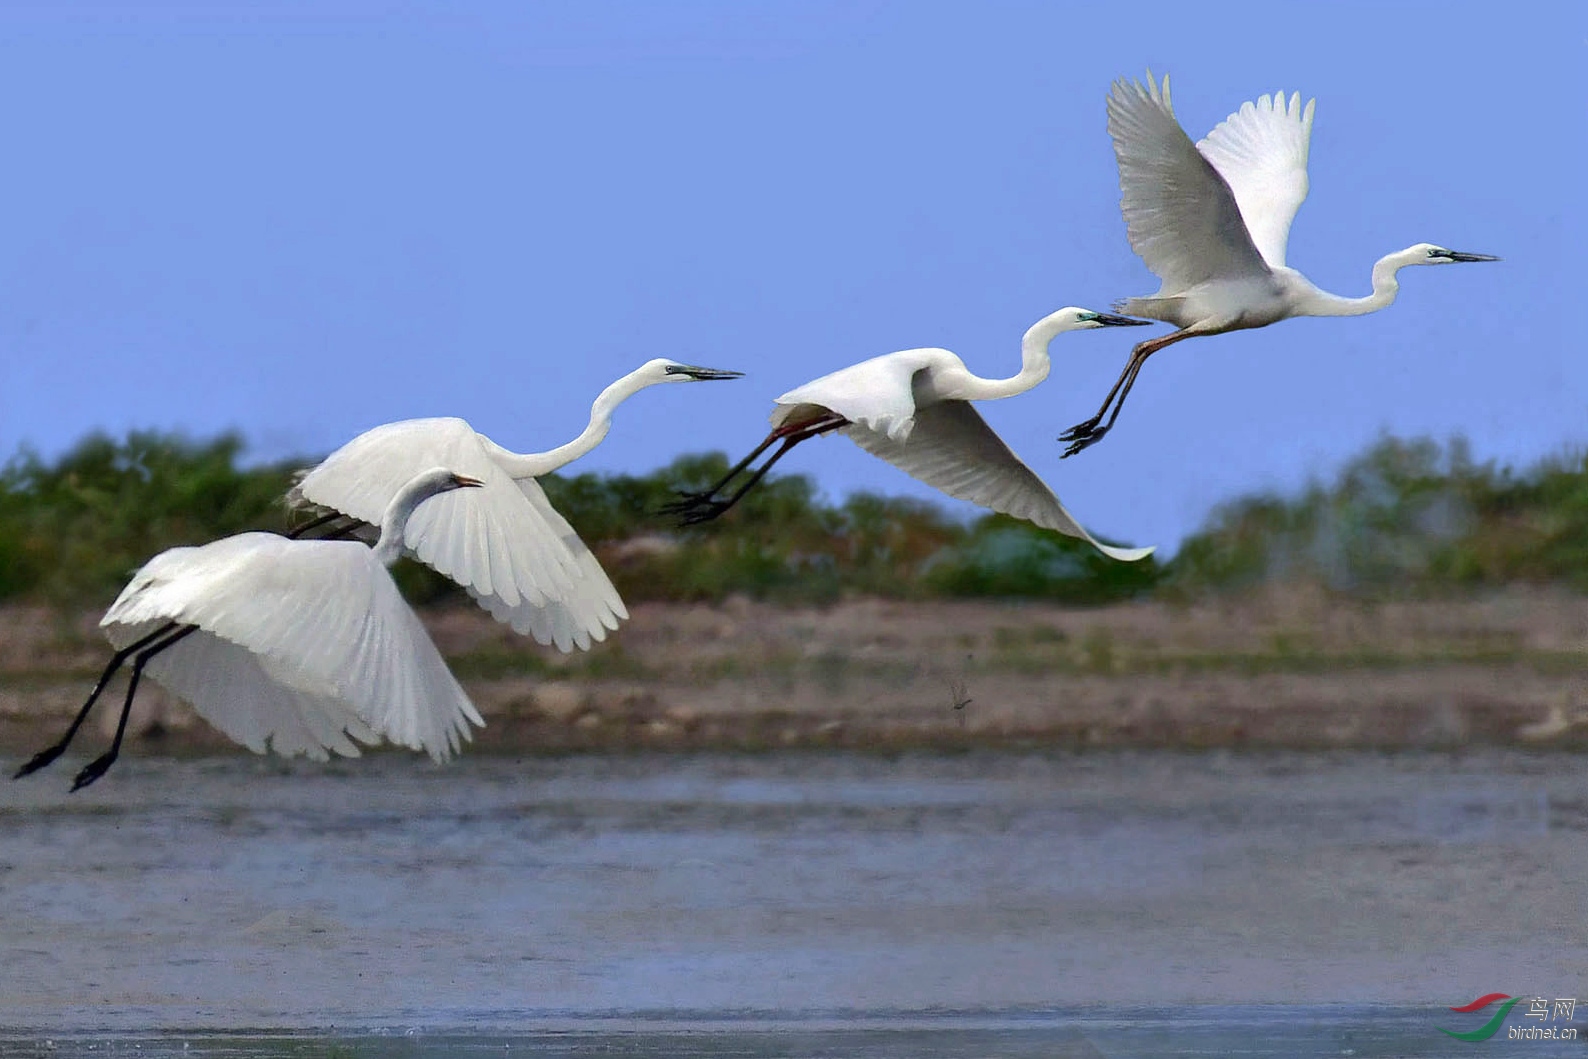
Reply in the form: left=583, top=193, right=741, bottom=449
left=6, top=430, right=1586, bottom=611
left=1169, top=434, right=1588, bottom=596
left=0, top=431, right=1156, bottom=609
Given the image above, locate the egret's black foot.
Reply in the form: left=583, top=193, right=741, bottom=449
left=70, top=751, right=119, bottom=792
left=1058, top=418, right=1102, bottom=444
left=1061, top=425, right=1110, bottom=459
left=660, top=489, right=737, bottom=526
left=13, top=743, right=67, bottom=780
left=658, top=489, right=716, bottom=516
left=674, top=498, right=734, bottom=527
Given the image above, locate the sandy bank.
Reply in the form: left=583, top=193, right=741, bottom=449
left=3, top=587, right=1588, bottom=758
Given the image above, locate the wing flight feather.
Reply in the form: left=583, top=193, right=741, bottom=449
left=291, top=418, right=592, bottom=640
left=1108, top=71, right=1271, bottom=292
left=844, top=402, right=1154, bottom=562
left=1196, top=90, right=1315, bottom=268
left=103, top=534, right=481, bottom=761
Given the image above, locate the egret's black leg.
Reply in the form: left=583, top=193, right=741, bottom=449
left=1100, top=351, right=1153, bottom=432
left=288, top=513, right=371, bottom=543
left=287, top=511, right=351, bottom=540
left=659, top=433, right=784, bottom=516
left=674, top=436, right=801, bottom=525
left=1060, top=329, right=1192, bottom=457
left=287, top=510, right=344, bottom=539
left=13, top=622, right=181, bottom=780
left=1059, top=351, right=1141, bottom=447
left=70, top=624, right=198, bottom=791
left=318, top=522, right=369, bottom=542
left=670, top=415, right=848, bottom=525
left=1061, top=349, right=1151, bottom=457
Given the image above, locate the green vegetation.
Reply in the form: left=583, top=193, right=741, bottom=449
left=0, top=431, right=1158, bottom=609
left=5, top=429, right=1586, bottom=611
left=1170, top=434, right=1588, bottom=596
left=0, top=432, right=303, bottom=603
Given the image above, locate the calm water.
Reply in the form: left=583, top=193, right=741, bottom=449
left=1, top=750, right=1584, bottom=1056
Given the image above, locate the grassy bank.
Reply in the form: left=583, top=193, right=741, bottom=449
left=5, top=429, right=1588, bottom=759
left=4, top=588, right=1586, bottom=757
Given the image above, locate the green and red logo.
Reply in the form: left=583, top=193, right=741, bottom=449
left=1440, top=993, right=1521, bottom=1042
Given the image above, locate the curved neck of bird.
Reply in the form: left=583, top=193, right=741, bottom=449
left=494, top=369, right=656, bottom=479
left=1294, top=250, right=1416, bottom=318
left=372, top=477, right=447, bottom=566
left=952, top=312, right=1061, bottom=401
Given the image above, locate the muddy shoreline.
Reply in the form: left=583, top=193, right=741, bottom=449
left=4, top=586, right=1588, bottom=758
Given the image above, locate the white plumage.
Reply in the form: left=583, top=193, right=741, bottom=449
left=16, top=468, right=485, bottom=790
left=1194, top=88, right=1314, bottom=271
left=290, top=359, right=741, bottom=652
left=1060, top=71, right=1498, bottom=456
left=668, top=307, right=1155, bottom=563
left=103, top=531, right=480, bottom=762
left=290, top=417, right=602, bottom=650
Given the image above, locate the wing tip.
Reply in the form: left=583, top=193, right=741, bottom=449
left=1113, top=68, right=1170, bottom=110
left=1098, top=543, right=1157, bottom=563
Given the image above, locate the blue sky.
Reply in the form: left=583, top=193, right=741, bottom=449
left=1, top=1, right=1582, bottom=552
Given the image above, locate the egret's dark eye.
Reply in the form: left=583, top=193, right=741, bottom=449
left=1427, top=248, right=1449, bottom=259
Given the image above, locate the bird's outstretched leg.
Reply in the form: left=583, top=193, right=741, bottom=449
left=13, top=622, right=181, bottom=780
left=1060, top=349, right=1151, bottom=457
left=663, top=413, right=848, bottom=525
left=660, top=433, right=785, bottom=514
left=1059, top=330, right=1191, bottom=457
left=672, top=437, right=800, bottom=526
left=296, top=517, right=370, bottom=542
left=69, top=625, right=198, bottom=791
left=289, top=512, right=373, bottom=543
left=286, top=510, right=345, bottom=540
left=14, top=622, right=198, bottom=788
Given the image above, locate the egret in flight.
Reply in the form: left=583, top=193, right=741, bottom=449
left=15, top=468, right=485, bottom=791
left=289, top=359, right=742, bottom=653
left=664, top=308, right=1155, bottom=562
left=1059, top=72, right=1498, bottom=456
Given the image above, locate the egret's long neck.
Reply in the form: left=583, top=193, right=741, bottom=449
left=494, top=369, right=656, bottom=479
left=372, top=478, right=447, bottom=566
left=952, top=312, right=1062, bottom=401
left=1292, top=252, right=1409, bottom=318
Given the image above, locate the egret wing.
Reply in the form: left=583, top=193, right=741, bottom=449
left=104, top=617, right=379, bottom=761
left=772, top=350, right=936, bottom=441
left=291, top=418, right=581, bottom=612
left=466, top=477, right=627, bottom=652
left=105, top=535, right=483, bottom=761
left=844, top=401, right=1155, bottom=562
left=1196, top=91, right=1315, bottom=269
left=1108, top=72, right=1270, bottom=292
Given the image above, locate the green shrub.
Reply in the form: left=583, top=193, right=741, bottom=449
left=0, top=431, right=1159, bottom=608
left=1168, top=434, right=1588, bottom=596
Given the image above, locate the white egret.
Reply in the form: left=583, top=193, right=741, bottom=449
left=14, top=468, right=486, bottom=791
left=664, top=308, right=1155, bottom=562
left=289, top=359, right=742, bottom=653
left=1059, top=72, right=1499, bottom=456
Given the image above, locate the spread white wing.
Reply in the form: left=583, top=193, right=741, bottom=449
left=103, top=534, right=483, bottom=761
left=1196, top=90, right=1315, bottom=269
left=466, top=477, right=628, bottom=651
left=844, top=401, right=1155, bottom=563
left=290, top=418, right=587, bottom=640
left=1108, top=72, right=1271, bottom=293
left=108, top=618, right=380, bottom=761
